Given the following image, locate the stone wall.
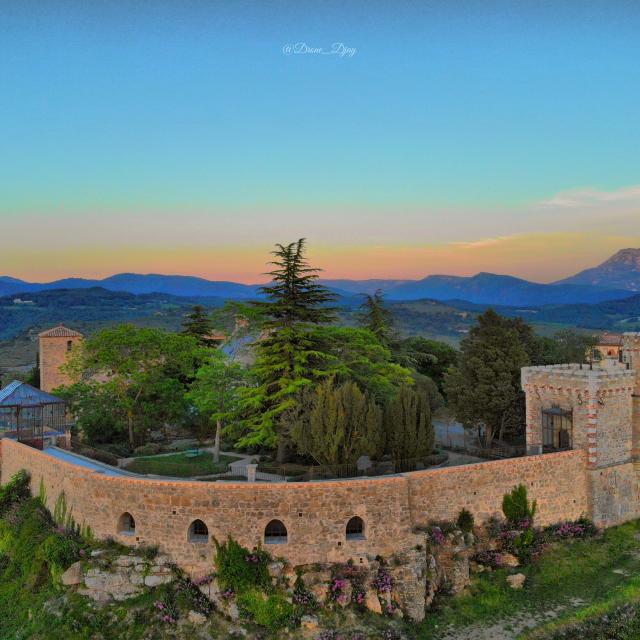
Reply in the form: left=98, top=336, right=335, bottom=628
left=0, top=439, right=417, bottom=576
left=406, top=449, right=589, bottom=527
left=0, top=439, right=593, bottom=578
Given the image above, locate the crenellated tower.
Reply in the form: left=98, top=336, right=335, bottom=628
left=522, top=337, right=640, bottom=527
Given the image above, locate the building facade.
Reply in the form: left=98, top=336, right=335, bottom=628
left=38, top=325, right=83, bottom=393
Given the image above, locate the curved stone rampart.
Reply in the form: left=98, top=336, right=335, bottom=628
left=0, top=439, right=593, bottom=576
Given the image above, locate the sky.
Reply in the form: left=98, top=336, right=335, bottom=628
left=1, top=1, right=639, bottom=283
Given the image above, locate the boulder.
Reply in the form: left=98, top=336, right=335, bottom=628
left=226, top=601, right=239, bottom=621
left=309, top=583, right=327, bottom=603
left=364, top=591, right=382, bottom=614
left=300, top=569, right=332, bottom=586
left=506, top=573, right=526, bottom=589
left=144, top=573, right=172, bottom=587
left=501, top=553, right=519, bottom=568
left=267, top=561, right=285, bottom=578
left=300, top=615, right=319, bottom=632
left=61, top=561, right=84, bottom=586
left=187, top=610, right=208, bottom=625
left=153, top=554, right=171, bottom=566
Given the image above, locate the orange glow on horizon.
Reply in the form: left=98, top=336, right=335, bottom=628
left=2, top=232, right=639, bottom=284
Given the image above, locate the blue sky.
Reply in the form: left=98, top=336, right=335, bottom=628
left=1, top=1, right=639, bottom=281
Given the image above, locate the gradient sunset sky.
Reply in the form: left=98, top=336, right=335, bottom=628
left=2, top=1, right=639, bottom=283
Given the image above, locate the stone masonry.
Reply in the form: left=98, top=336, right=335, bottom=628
left=522, top=332, right=640, bottom=526
left=38, top=325, right=83, bottom=393
left=2, top=331, right=640, bottom=618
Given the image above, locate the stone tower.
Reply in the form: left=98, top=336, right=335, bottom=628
left=621, top=333, right=640, bottom=464
left=38, top=325, right=83, bottom=392
left=522, top=337, right=640, bottom=527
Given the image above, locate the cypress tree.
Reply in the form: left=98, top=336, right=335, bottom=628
left=384, top=385, right=434, bottom=459
left=289, top=379, right=383, bottom=465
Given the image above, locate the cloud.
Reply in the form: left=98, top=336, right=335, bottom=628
left=449, top=236, right=515, bottom=249
left=538, top=185, right=640, bottom=209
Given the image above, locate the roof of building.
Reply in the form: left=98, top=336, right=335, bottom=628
left=0, top=381, right=65, bottom=407
left=38, top=325, right=83, bottom=338
left=598, top=333, right=623, bottom=346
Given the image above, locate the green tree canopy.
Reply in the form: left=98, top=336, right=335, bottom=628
left=313, top=326, right=414, bottom=402
left=187, top=350, right=248, bottom=462
left=61, top=325, right=206, bottom=449
left=392, top=336, right=457, bottom=391
left=444, top=309, right=530, bottom=449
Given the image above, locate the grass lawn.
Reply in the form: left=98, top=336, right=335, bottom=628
left=416, top=520, right=640, bottom=639
left=124, top=451, right=238, bottom=477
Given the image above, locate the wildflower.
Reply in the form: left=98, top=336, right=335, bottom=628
left=430, top=526, right=446, bottom=545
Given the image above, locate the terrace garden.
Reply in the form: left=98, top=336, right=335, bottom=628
left=123, top=451, right=241, bottom=478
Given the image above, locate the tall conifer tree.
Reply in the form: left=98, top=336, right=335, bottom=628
left=182, top=305, right=215, bottom=346
left=359, top=289, right=394, bottom=345
left=238, top=239, right=336, bottom=458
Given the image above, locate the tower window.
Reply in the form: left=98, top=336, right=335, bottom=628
left=188, top=519, right=209, bottom=543
left=346, top=516, right=365, bottom=540
left=118, top=512, right=136, bottom=536
left=264, top=519, right=288, bottom=544
left=542, top=407, right=573, bottom=451
left=66, top=340, right=73, bottom=352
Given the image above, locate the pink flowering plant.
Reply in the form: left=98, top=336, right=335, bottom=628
left=153, top=598, right=178, bottom=624
left=292, top=576, right=317, bottom=609
left=329, top=577, right=349, bottom=605
left=429, top=526, right=446, bottom=545
left=173, top=576, right=214, bottom=615
left=371, top=563, right=394, bottom=594
left=545, top=517, right=597, bottom=540
left=472, top=549, right=504, bottom=569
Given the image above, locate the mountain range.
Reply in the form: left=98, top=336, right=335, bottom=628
left=2, top=248, right=639, bottom=307
left=555, top=248, right=640, bottom=291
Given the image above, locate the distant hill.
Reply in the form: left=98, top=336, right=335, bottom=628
left=439, top=294, right=640, bottom=333
left=555, top=248, right=640, bottom=291
left=319, top=278, right=412, bottom=295
left=3, top=249, right=639, bottom=307
left=380, top=272, right=631, bottom=305
left=0, top=273, right=261, bottom=299
left=0, top=287, right=226, bottom=342
left=0, top=273, right=358, bottom=301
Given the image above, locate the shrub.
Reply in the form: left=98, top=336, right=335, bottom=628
left=456, top=508, right=475, bottom=533
left=237, top=589, right=294, bottom=629
left=473, top=549, right=504, bottom=569
left=502, top=484, right=537, bottom=526
left=292, top=575, right=317, bottom=608
left=213, top=536, right=271, bottom=594
left=39, top=533, right=83, bottom=584
left=172, top=576, right=213, bottom=616
left=546, top=517, right=598, bottom=540
left=0, top=470, right=30, bottom=517
left=134, top=443, right=162, bottom=457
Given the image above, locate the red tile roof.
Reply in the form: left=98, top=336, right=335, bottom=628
left=597, top=333, right=623, bottom=346
left=38, top=325, right=83, bottom=338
